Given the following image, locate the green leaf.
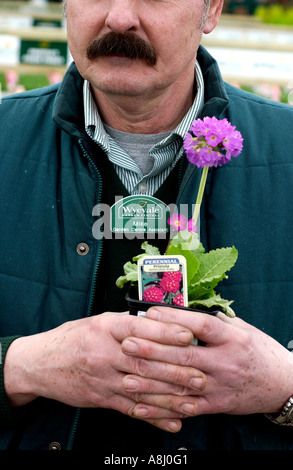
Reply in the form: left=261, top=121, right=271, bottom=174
left=167, top=243, right=200, bottom=284
left=167, top=231, right=201, bottom=252
left=190, top=242, right=205, bottom=257
left=190, top=246, right=238, bottom=289
left=141, top=241, right=160, bottom=255
left=123, top=261, right=138, bottom=274
left=115, top=262, right=138, bottom=288
left=188, top=294, right=236, bottom=317
left=117, top=242, right=161, bottom=288
left=132, top=242, right=160, bottom=261
left=188, top=284, right=215, bottom=300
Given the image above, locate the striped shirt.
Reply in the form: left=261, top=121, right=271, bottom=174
left=83, top=61, right=204, bottom=195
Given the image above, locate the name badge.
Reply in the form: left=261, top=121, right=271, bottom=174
left=110, top=195, right=170, bottom=235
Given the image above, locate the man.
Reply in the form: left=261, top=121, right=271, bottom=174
left=1, top=0, right=293, bottom=451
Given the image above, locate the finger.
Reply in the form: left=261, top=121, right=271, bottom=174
left=146, top=306, right=233, bottom=345
left=122, top=336, right=202, bottom=367
left=216, top=311, right=235, bottom=323
left=140, top=417, right=183, bottom=433
left=130, top=393, right=199, bottom=417
left=122, top=374, right=201, bottom=396
left=106, top=313, right=194, bottom=346
left=120, top=353, right=206, bottom=391
left=132, top=403, right=185, bottom=421
left=121, top=336, right=218, bottom=373
left=216, top=310, right=248, bottom=329
left=106, top=388, right=183, bottom=432
left=188, top=393, right=233, bottom=416
left=115, top=370, right=200, bottom=418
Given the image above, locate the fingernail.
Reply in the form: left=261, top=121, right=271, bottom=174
left=146, top=308, right=160, bottom=320
left=124, top=378, right=139, bottom=391
left=134, top=407, right=149, bottom=418
left=190, top=377, right=204, bottom=390
left=177, top=331, right=193, bottom=345
left=181, top=403, right=197, bottom=416
left=167, top=420, right=181, bottom=432
left=124, top=340, right=138, bottom=354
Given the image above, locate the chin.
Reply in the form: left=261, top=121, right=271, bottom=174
left=85, top=59, right=157, bottom=96
left=99, top=83, right=151, bottom=97
left=93, top=75, right=156, bottom=97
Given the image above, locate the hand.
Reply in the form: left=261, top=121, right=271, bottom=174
left=123, top=307, right=293, bottom=416
left=3, top=312, right=205, bottom=432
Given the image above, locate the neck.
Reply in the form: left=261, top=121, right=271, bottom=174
left=90, top=77, right=195, bottom=134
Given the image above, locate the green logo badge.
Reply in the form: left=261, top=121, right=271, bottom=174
left=110, top=196, right=170, bottom=234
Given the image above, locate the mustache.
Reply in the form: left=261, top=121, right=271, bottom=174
left=86, top=32, right=157, bottom=66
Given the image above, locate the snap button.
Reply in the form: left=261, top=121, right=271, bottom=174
left=138, top=181, right=148, bottom=194
left=49, top=441, right=61, bottom=450
left=76, top=242, right=89, bottom=256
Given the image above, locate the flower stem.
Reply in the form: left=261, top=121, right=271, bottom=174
left=166, top=165, right=209, bottom=254
left=192, top=165, right=209, bottom=225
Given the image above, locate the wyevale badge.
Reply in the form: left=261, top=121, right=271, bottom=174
left=137, top=255, right=188, bottom=307
left=110, top=195, right=170, bottom=235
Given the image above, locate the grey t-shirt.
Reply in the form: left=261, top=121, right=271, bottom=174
left=104, top=124, right=171, bottom=176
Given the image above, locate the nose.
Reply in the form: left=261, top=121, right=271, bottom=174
left=105, top=0, right=140, bottom=33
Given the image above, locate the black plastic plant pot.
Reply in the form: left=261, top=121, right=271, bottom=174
left=126, top=294, right=219, bottom=317
left=126, top=285, right=218, bottom=317
left=126, top=286, right=218, bottom=346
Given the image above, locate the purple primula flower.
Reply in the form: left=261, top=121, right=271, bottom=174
left=205, top=132, right=223, bottom=147
left=167, top=213, right=188, bottom=232
left=167, top=215, right=197, bottom=234
left=184, top=116, right=243, bottom=169
left=187, top=219, right=197, bottom=233
left=201, top=147, right=220, bottom=166
left=183, top=132, right=195, bottom=148
left=182, top=116, right=243, bottom=226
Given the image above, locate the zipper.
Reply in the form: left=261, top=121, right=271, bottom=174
left=178, top=154, right=185, bottom=190
left=78, top=138, right=104, bottom=316
left=66, top=138, right=103, bottom=450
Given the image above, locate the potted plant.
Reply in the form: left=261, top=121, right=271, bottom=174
left=116, top=117, right=243, bottom=319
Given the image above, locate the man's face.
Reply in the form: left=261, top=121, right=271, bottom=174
left=66, top=0, right=221, bottom=99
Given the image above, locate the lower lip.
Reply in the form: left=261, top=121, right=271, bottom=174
left=103, top=55, right=140, bottom=64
